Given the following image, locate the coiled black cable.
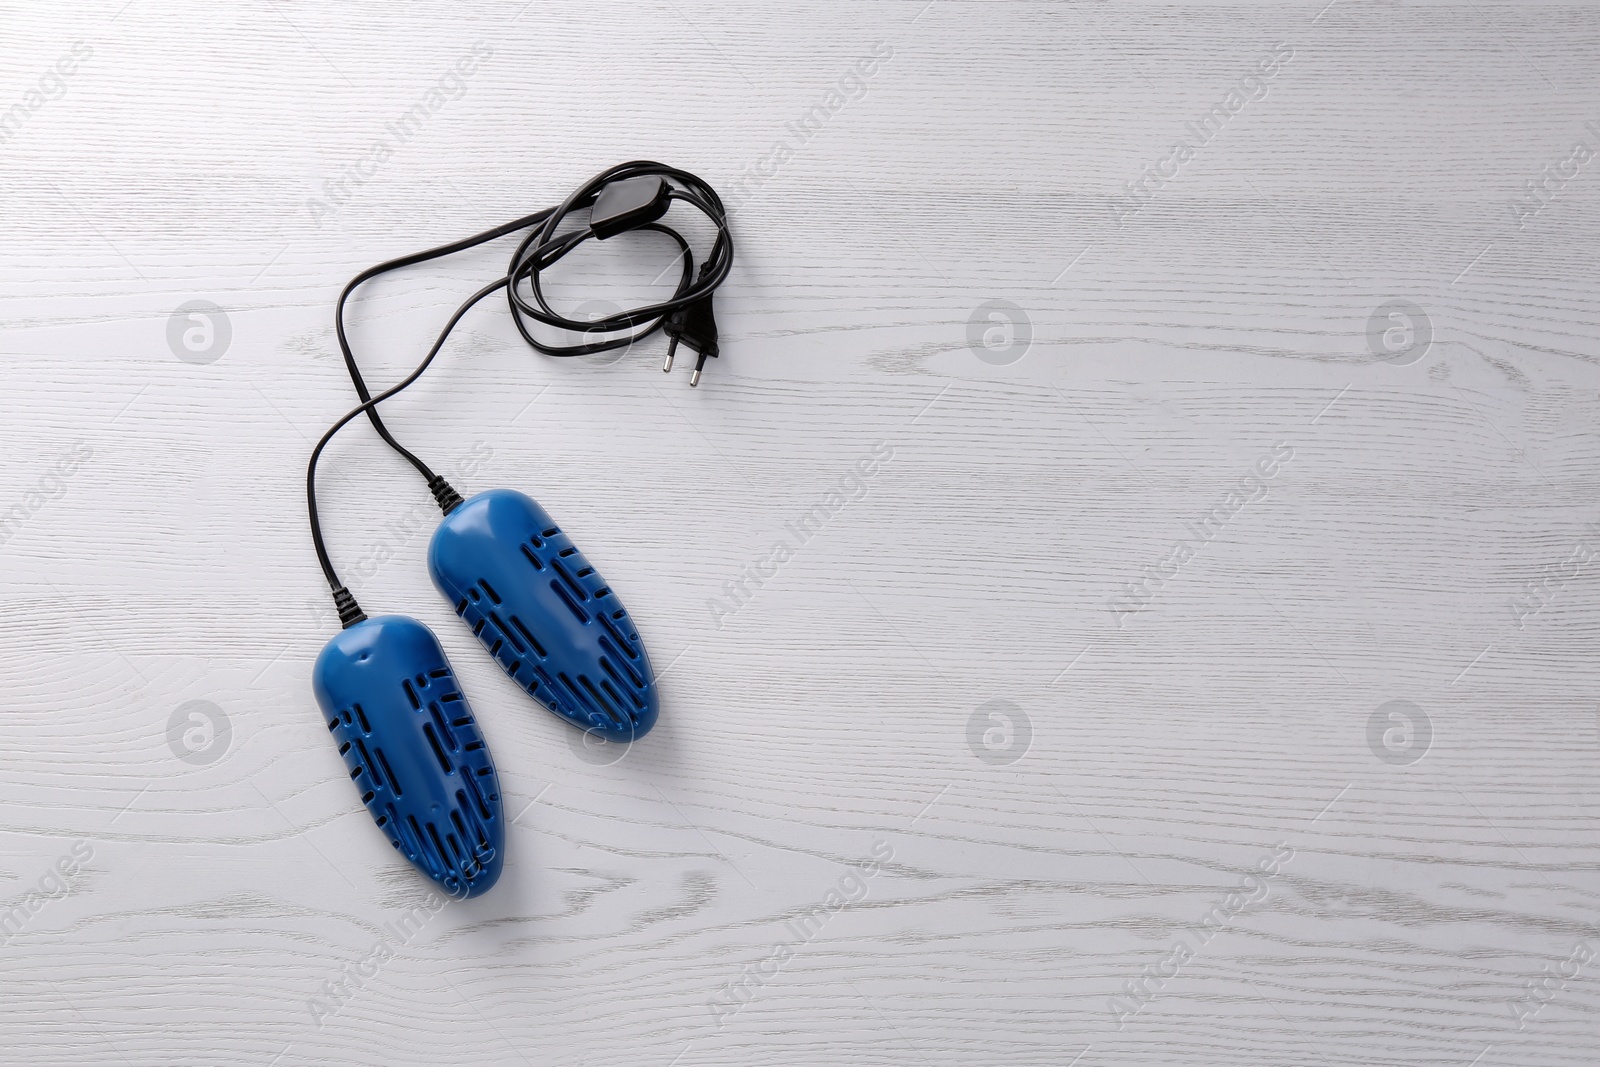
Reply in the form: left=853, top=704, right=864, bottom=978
left=306, top=161, right=733, bottom=624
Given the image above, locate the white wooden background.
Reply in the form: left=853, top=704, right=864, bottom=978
left=1, top=1, right=1597, bottom=1064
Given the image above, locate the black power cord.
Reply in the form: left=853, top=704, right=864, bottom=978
left=306, top=161, right=733, bottom=625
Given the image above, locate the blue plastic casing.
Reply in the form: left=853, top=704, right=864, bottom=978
left=312, top=615, right=505, bottom=898
left=427, top=489, right=659, bottom=743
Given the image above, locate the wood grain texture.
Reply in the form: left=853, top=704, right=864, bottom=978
left=0, top=1, right=1597, bottom=1064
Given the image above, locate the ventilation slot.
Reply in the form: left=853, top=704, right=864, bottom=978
left=598, top=611, right=639, bottom=659
left=599, top=677, right=635, bottom=717
left=551, top=580, right=589, bottom=623
left=536, top=667, right=574, bottom=712
left=402, top=679, right=420, bottom=710
left=558, top=671, right=611, bottom=726
left=375, top=748, right=403, bottom=797
left=429, top=704, right=459, bottom=752
left=524, top=683, right=556, bottom=714
left=509, top=616, right=547, bottom=658
left=598, top=648, right=646, bottom=698
left=355, top=739, right=384, bottom=789
left=461, top=769, right=492, bottom=819
left=489, top=612, right=525, bottom=654
left=450, top=810, right=481, bottom=877
left=423, top=723, right=453, bottom=773
left=479, top=580, right=501, bottom=604
left=405, top=815, right=436, bottom=878
left=576, top=674, right=623, bottom=724
left=550, top=557, right=589, bottom=601
left=426, top=823, right=454, bottom=877
left=521, top=544, right=545, bottom=571
left=454, top=791, right=489, bottom=848
left=354, top=704, right=372, bottom=733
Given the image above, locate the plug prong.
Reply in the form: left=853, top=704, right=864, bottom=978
left=690, top=351, right=708, bottom=387
left=663, top=336, right=678, bottom=373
